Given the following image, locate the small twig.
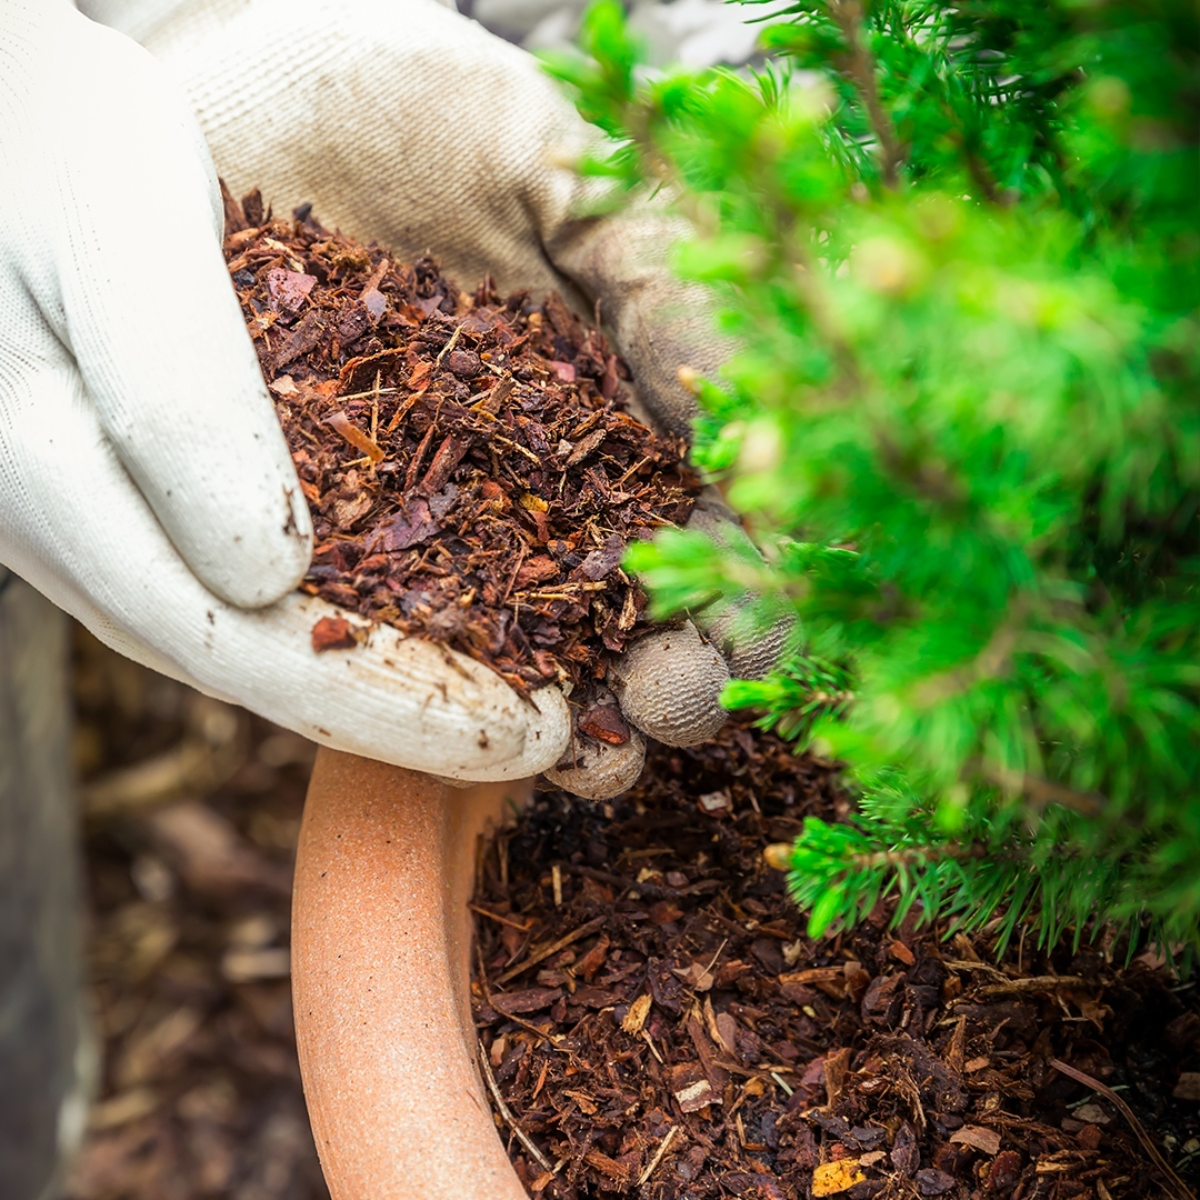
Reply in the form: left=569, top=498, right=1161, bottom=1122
left=478, top=1039, right=556, bottom=1174
left=434, top=323, right=463, bottom=366
left=332, top=385, right=403, bottom=402
left=638, top=1126, right=679, bottom=1186
left=641, top=1029, right=664, bottom=1064
left=497, top=915, right=608, bottom=985
left=829, top=0, right=903, bottom=187
left=563, top=864, right=686, bottom=902
left=700, top=938, right=729, bottom=980
left=1050, top=1059, right=1196, bottom=1200
left=468, top=903, right=534, bottom=932
left=492, top=434, right=543, bottom=464
left=511, top=583, right=608, bottom=603
left=715, top=1059, right=800, bottom=1084
left=616, top=455, right=652, bottom=487
left=976, top=975, right=1084, bottom=999
left=369, top=370, right=381, bottom=447
left=944, top=959, right=1010, bottom=979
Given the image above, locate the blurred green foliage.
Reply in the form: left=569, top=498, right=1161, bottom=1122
left=544, top=0, right=1200, bottom=957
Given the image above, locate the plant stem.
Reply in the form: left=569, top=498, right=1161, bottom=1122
left=829, top=0, right=904, bottom=187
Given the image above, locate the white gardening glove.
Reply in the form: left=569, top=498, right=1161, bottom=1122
left=0, top=0, right=568, bottom=784
left=80, top=0, right=786, bottom=798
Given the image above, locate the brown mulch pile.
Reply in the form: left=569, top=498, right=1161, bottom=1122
left=223, top=189, right=699, bottom=694
left=473, top=721, right=1200, bottom=1200
left=65, top=632, right=329, bottom=1200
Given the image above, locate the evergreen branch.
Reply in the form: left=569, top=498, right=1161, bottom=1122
left=547, top=0, right=1200, bottom=960
left=827, top=0, right=904, bottom=187
left=977, top=762, right=1105, bottom=820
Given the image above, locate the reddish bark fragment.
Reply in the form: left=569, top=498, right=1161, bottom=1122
left=311, top=615, right=359, bottom=652
left=577, top=702, right=630, bottom=746
left=266, top=267, right=317, bottom=313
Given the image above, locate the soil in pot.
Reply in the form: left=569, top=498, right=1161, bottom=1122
left=222, top=188, right=699, bottom=702
left=471, top=717, right=1200, bottom=1200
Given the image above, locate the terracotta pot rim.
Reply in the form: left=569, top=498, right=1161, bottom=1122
left=291, top=748, right=530, bottom=1200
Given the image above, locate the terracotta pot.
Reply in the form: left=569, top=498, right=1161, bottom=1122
left=292, top=748, right=531, bottom=1200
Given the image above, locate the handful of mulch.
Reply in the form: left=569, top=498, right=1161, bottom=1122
left=222, top=188, right=700, bottom=695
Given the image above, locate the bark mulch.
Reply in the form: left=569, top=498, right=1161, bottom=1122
left=472, top=719, right=1200, bottom=1200
left=65, top=631, right=329, bottom=1200
left=223, top=188, right=699, bottom=696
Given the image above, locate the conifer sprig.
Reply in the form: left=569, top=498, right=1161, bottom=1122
left=544, top=0, right=1200, bottom=956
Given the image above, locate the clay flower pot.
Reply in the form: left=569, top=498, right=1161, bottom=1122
left=292, top=748, right=531, bottom=1200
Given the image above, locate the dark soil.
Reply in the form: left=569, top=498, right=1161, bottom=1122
left=472, top=720, right=1200, bottom=1200
left=222, top=188, right=699, bottom=695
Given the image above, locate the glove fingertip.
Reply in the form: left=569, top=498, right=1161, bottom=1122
left=544, top=729, right=647, bottom=801
left=166, top=480, right=313, bottom=610
left=611, top=624, right=730, bottom=748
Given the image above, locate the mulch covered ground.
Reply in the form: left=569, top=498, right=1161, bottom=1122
left=65, top=632, right=328, bottom=1200
left=472, top=722, right=1200, bottom=1200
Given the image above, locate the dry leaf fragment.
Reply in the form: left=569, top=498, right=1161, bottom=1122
left=672, top=959, right=716, bottom=992
left=622, top=993, right=652, bottom=1035
left=323, top=410, right=385, bottom=463
left=268, top=374, right=300, bottom=398
left=381, top=496, right=440, bottom=551
left=812, top=1159, right=866, bottom=1196
left=950, top=1125, right=1002, bottom=1156
left=266, top=267, right=317, bottom=313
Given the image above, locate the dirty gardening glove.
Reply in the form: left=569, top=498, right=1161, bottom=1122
left=0, top=0, right=566, bottom=787
left=81, top=0, right=785, bottom=798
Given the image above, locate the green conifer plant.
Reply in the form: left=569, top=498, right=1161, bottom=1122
left=544, top=0, right=1200, bottom=957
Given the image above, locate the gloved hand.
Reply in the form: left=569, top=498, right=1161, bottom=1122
left=0, top=0, right=564, bottom=786
left=97, top=0, right=788, bottom=793
left=3, top=0, right=779, bottom=798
